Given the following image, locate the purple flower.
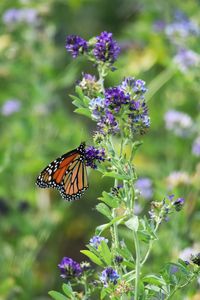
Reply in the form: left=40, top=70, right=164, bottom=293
left=65, top=35, right=88, bottom=58
left=89, top=97, right=105, bottom=120
left=165, top=11, right=199, bottom=42
left=89, top=236, right=108, bottom=248
left=121, top=77, right=147, bottom=97
left=100, top=267, right=119, bottom=286
left=170, top=265, right=179, bottom=274
left=85, top=146, right=105, bottom=169
left=1, top=99, right=21, bottom=115
left=114, top=256, right=123, bottom=264
left=135, top=178, right=153, bottom=200
left=173, top=197, right=184, bottom=211
left=104, top=87, right=130, bottom=111
left=192, top=137, right=200, bottom=157
left=164, top=110, right=193, bottom=137
left=3, top=8, right=37, bottom=25
left=174, top=48, right=200, bottom=72
left=93, top=31, right=120, bottom=64
left=58, top=257, right=82, bottom=279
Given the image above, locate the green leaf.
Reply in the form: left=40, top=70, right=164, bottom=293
left=48, top=291, right=68, bottom=300
left=62, top=283, right=73, bottom=298
left=80, top=250, right=104, bottom=266
left=99, top=240, right=112, bottom=265
left=74, top=108, right=91, bottom=118
left=103, top=171, right=131, bottom=180
left=117, top=247, right=134, bottom=261
left=143, top=275, right=166, bottom=287
left=138, top=230, right=151, bottom=243
left=95, top=215, right=126, bottom=234
left=99, top=191, right=119, bottom=208
left=96, top=203, right=112, bottom=220
left=125, top=216, right=139, bottom=231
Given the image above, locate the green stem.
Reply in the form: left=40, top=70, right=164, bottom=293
left=133, top=231, right=141, bottom=300
left=141, top=221, right=159, bottom=265
left=98, top=65, right=105, bottom=93
left=165, top=274, right=197, bottom=300
left=113, top=178, right=119, bottom=249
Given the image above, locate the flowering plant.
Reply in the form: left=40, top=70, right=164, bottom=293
left=49, top=32, right=200, bottom=300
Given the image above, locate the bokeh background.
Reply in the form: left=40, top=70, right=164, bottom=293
left=0, top=0, right=200, bottom=299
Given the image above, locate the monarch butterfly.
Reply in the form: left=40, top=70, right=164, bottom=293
left=36, top=142, right=88, bottom=201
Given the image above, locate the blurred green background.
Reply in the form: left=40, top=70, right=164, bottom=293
left=0, top=0, right=200, bottom=299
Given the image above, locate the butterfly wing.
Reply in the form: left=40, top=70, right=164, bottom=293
left=36, top=143, right=88, bottom=201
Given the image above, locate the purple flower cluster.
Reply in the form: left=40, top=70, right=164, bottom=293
left=93, top=31, right=120, bottom=64
left=78, top=73, right=101, bottom=98
left=1, top=99, right=21, bottom=116
left=89, top=77, right=149, bottom=136
left=149, top=195, right=185, bottom=222
left=85, top=146, right=106, bottom=169
left=65, top=35, right=88, bottom=58
left=164, top=11, right=199, bottom=43
left=174, top=48, right=200, bottom=72
left=164, top=110, right=193, bottom=137
left=58, top=257, right=82, bottom=279
left=100, top=267, right=119, bottom=286
left=3, top=8, right=38, bottom=25
left=89, top=236, right=108, bottom=249
left=135, top=178, right=153, bottom=200
left=65, top=31, right=120, bottom=65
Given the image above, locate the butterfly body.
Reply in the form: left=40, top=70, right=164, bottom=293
left=36, top=143, right=88, bottom=201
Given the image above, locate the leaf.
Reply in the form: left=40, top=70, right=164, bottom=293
left=143, top=275, right=166, bottom=287
left=74, top=108, right=91, bottom=118
left=48, top=291, right=68, bottom=300
left=99, top=240, right=112, bottom=265
left=96, top=203, right=112, bottom=220
left=95, top=215, right=126, bottom=234
left=138, top=230, right=151, bottom=243
left=125, top=216, right=139, bottom=231
left=80, top=250, right=104, bottom=266
left=103, top=171, right=131, bottom=180
left=117, top=247, right=134, bottom=261
left=98, top=191, right=119, bottom=208
left=62, top=283, right=73, bottom=298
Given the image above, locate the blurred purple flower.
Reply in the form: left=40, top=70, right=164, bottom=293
left=170, top=265, right=179, bottom=274
left=100, top=267, right=119, bottom=286
left=192, top=136, right=200, bottom=156
left=166, top=171, right=190, bottom=189
left=134, top=202, right=142, bottom=215
left=93, top=31, right=120, bottom=64
left=65, top=35, right=88, bottom=58
left=3, top=8, right=37, bottom=25
left=89, top=236, right=108, bottom=249
left=153, top=20, right=166, bottom=32
left=174, top=48, right=200, bottom=72
left=58, top=257, right=82, bottom=279
left=1, top=99, right=21, bottom=115
left=165, top=11, right=199, bottom=42
left=85, top=146, right=105, bottom=169
left=164, top=110, right=193, bottom=137
left=135, top=178, right=153, bottom=200
left=179, top=247, right=199, bottom=261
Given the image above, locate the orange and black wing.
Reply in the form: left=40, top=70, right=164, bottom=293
left=36, top=143, right=88, bottom=201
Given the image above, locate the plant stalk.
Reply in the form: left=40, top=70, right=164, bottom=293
left=133, top=230, right=140, bottom=300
